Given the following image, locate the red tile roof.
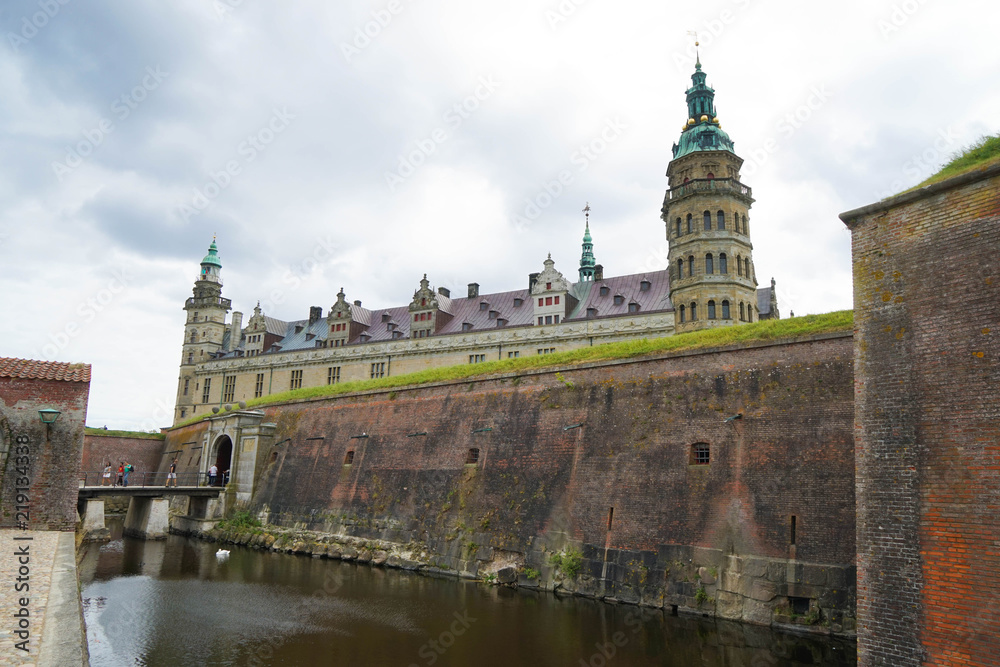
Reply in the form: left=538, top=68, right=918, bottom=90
left=0, top=358, right=92, bottom=383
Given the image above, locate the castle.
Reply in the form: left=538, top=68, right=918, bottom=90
left=172, top=57, right=779, bottom=424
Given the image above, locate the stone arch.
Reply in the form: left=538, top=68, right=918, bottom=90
left=208, top=434, right=233, bottom=486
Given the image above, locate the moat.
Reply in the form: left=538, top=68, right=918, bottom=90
left=78, top=519, right=856, bottom=667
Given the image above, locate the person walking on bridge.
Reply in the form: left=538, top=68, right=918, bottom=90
left=102, top=462, right=112, bottom=486
left=167, top=458, right=178, bottom=487
left=209, top=464, right=218, bottom=487
left=115, top=462, right=124, bottom=487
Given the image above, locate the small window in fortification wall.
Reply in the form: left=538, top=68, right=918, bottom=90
left=691, top=443, right=710, bottom=465
left=466, top=448, right=480, bottom=465
left=344, top=450, right=355, bottom=465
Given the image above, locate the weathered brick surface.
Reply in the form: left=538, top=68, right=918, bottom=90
left=80, top=434, right=165, bottom=482
left=160, top=333, right=856, bottom=626
left=843, top=165, right=1000, bottom=666
left=0, top=374, right=90, bottom=531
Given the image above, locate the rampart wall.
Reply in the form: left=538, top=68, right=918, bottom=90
left=164, top=331, right=857, bottom=632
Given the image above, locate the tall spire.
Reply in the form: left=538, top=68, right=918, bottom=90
left=671, top=53, right=736, bottom=159
left=579, top=202, right=597, bottom=282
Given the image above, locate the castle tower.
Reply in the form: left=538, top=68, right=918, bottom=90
left=662, top=55, right=758, bottom=333
left=578, top=203, right=597, bottom=282
left=174, top=238, right=232, bottom=423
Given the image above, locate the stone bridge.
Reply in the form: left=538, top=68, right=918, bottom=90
left=78, top=486, right=223, bottom=540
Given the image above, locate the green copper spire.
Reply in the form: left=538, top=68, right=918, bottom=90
left=579, top=203, right=597, bottom=282
left=201, top=236, right=222, bottom=268
left=671, top=57, right=736, bottom=159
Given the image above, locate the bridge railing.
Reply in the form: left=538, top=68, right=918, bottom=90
left=78, top=470, right=231, bottom=488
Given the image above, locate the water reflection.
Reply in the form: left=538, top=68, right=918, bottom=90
left=80, top=520, right=856, bottom=666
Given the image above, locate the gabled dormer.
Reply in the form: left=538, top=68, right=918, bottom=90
left=326, top=288, right=355, bottom=347
left=408, top=274, right=453, bottom=339
left=244, top=303, right=267, bottom=357
left=531, top=254, right=577, bottom=326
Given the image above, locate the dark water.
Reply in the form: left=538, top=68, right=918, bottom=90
left=79, top=519, right=856, bottom=667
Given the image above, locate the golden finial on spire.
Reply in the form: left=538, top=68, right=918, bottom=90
left=687, top=30, right=701, bottom=68
left=583, top=202, right=591, bottom=225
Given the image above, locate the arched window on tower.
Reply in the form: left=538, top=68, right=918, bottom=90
left=717, top=210, right=725, bottom=230
left=677, top=258, right=684, bottom=280
left=706, top=172, right=715, bottom=180
left=719, top=253, right=727, bottom=274
left=690, top=302, right=698, bottom=321
left=703, top=211, right=712, bottom=231
left=722, top=300, right=730, bottom=319
left=743, top=214, right=748, bottom=234
left=679, top=305, right=685, bottom=323
left=676, top=218, right=682, bottom=237
left=705, top=253, right=714, bottom=274
left=745, top=258, right=751, bottom=279
left=688, top=255, right=694, bottom=278
left=737, top=255, right=743, bottom=276
left=187, top=352, right=193, bottom=364
left=748, top=305, right=754, bottom=322
left=739, top=302, right=745, bottom=321
left=708, top=300, right=716, bottom=319
left=189, top=331, right=196, bottom=343
left=686, top=214, right=693, bottom=234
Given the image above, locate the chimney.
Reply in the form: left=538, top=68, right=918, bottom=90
left=309, top=306, right=322, bottom=324
left=594, top=264, right=604, bottom=281
left=467, top=283, right=479, bottom=298
left=353, top=300, right=362, bottom=307
left=438, top=287, right=451, bottom=298
left=528, top=272, right=540, bottom=293
left=226, top=311, right=243, bottom=352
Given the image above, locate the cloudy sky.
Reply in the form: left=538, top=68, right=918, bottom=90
left=1, top=0, right=996, bottom=429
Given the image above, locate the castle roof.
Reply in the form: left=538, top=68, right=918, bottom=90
left=0, top=357, right=92, bottom=383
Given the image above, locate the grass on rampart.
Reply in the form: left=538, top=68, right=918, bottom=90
left=85, top=427, right=165, bottom=440
left=909, top=133, right=1000, bottom=191
left=171, top=310, right=852, bottom=429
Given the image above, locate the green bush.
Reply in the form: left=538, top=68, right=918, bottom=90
left=549, top=548, right=583, bottom=578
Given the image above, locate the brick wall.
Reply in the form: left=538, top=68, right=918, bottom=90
left=80, top=434, right=166, bottom=484
left=165, top=332, right=856, bottom=627
left=842, top=164, right=1000, bottom=666
left=0, top=374, right=90, bottom=531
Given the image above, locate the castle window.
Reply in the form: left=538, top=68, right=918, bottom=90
left=223, top=375, right=236, bottom=402
left=290, top=370, right=303, bottom=390
left=705, top=253, right=714, bottom=275
left=747, top=305, right=753, bottom=322
left=189, top=331, right=196, bottom=343
left=392, top=330, right=403, bottom=339
left=328, top=367, right=340, bottom=384
left=740, top=302, right=745, bottom=321
left=537, top=348, right=555, bottom=355
left=717, top=210, right=725, bottom=230
left=743, top=214, right=748, bottom=234
left=545, top=297, right=553, bottom=306
left=677, top=259, right=684, bottom=280
left=370, top=362, right=386, bottom=379
left=413, top=313, right=418, bottom=321
left=462, top=322, right=473, bottom=332
left=706, top=172, right=715, bottom=180
left=183, top=378, right=189, bottom=396
left=679, top=305, right=685, bottom=323
left=586, top=307, right=597, bottom=318
left=722, top=300, right=730, bottom=319
left=719, top=253, right=728, bottom=274
left=508, top=351, right=520, bottom=358
left=202, top=378, right=212, bottom=403
left=513, top=298, right=523, bottom=307
left=737, top=255, right=743, bottom=276
left=387, top=322, right=396, bottom=331
left=554, top=315, right=560, bottom=323
left=708, top=300, right=717, bottom=319
left=421, top=298, right=426, bottom=306
left=180, top=409, right=186, bottom=418
left=194, top=312, right=199, bottom=320
left=691, top=443, right=710, bottom=465
left=600, top=285, right=610, bottom=297
left=480, top=302, right=488, bottom=311
left=690, top=302, right=698, bottom=321
left=344, top=450, right=354, bottom=466
left=497, top=318, right=507, bottom=327
left=466, top=448, right=480, bottom=464
left=469, top=354, right=486, bottom=364
left=555, top=296, right=560, bottom=305
left=744, top=258, right=751, bottom=278
left=628, top=303, right=639, bottom=313
left=546, top=282, right=552, bottom=290
left=703, top=211, right=712, bottom=231
left=538, top=298, right=544, bottom=307
left=675, top=218, right=682, bottom=237
left=688, top=256, right=694, bottom=277
left=614, top=295, right=624, bottom=306
left=382, top=313, right=390, bottom=322
left=545, top=315, right=552, bottom=324
left=640, top=280, right=651, bottom=292
left=686, top=214, right=692, bottom=233
left=538, top=317, right=543, bottom=325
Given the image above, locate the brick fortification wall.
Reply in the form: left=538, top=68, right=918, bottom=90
left=81, top=434, right=166, bottom=482
left=165, top=333, right=857, bottom=630
left=842, top=164, right=1000, bottom=665
left=0, top=369, right=91, bottom=531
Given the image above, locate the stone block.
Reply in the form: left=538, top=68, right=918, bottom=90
left=743, top=557, right=768, bottom=579
left=801, top=564, right=827, bottom=586
left=766, top=561, right=787, bottom=583
left=697, top=566, right=717, bottom=585
left=749, top=580, right=777, bottom=602
left=742, top=599, right=773, bottom=626
left=718, top=571, right=741, bottom=594
left=716, top=590, right=744, bottom=620
left=497, top=566, right=517, bottom=584
left=372, top=550, right=388, bottom=565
